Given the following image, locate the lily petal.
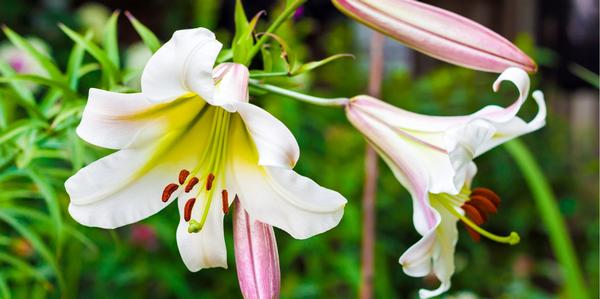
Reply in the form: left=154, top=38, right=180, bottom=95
left=235, top=102, right=300, bottom=169
left=141, top=28, right=222, bottom=103
left=176, top=191, right=227, bottom=271
left=67, top=145, right=184, bottom=228
left=332, top=0, right=537, bottom=73
left=212, top=63, right=250, bottom=112
left=76, top=89, right=156, bottom=150
left=233, top=164, right=346, bottom=240
left=350, top=68, right=535, bottom=133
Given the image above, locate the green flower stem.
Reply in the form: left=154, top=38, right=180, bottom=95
left=244, top=0, right=306, bottom=65
left=504, top=140, right=589, bottom=299
left=249, top=79, right=349, bottom=107
left=249, top=71, right=290, bottom=78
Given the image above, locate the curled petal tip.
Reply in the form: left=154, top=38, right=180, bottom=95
left=332, top=0, right=537, bottom=73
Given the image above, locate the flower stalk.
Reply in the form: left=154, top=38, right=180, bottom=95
left=359, top=31, right=384, bottom=299
left=249, top=79, right=349, bottom=107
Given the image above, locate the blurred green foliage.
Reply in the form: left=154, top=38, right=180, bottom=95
left=0, top=1, right=597, bottom=299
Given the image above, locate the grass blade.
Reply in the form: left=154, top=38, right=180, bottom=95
left=59, top=23, right=120, bottom=87
left=103, top=10, right=121, bottom=68
left=125, top=11, right=161, bottom=53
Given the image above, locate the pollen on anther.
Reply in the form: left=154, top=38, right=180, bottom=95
left=179, top=169, right=190, bottom=185
left=206, top=173, right=215, bottom=191
left=184, top=198, right=196, bottom=222
left=221, top=190, right=229, bottom=214
left=471, top=188, right=501, bottom=207
left=185, top=177, right=199, bottom=192
left=469, top=195, right=498, bottom=215
left=162, top=183, right=179, bottom=202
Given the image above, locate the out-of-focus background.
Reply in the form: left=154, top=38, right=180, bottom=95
left=0, top=0, right=597, bottom=298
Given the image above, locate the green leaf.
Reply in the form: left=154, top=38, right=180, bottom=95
left=2, top=26, right=64, bottom=82
left=291, top=53, right=354, bottom=75
left=25, top=167, right=63, bottom=255
left=125, top=11, right=161, bottom=53
left=59, top=23, right=120, bottom=87
left=0, top=252, right=50, bottom=284
left=0, top=273, right=10, bottom=299
left=260, top=33, right=297, bottom=73
left=0, top=74, right=79, bottom=99
left=0, top=119, right=48, bottom=145
left=260, top=45, right=273, bottom=72
left=232, top=1, right=263, bottom=64
left=103, top=10, right=121, bottom=68
left=0, top=60, right=35, bottom=105
left=0, top=210, right=65, bottom=292
left=67, top=31, right=94, bottom=90
left=569, top=63, right=599, bottom=89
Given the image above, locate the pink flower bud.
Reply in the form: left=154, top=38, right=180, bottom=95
left=233, top=200, right=280, bottom=299
left=332, top=0, right=537, bottom=73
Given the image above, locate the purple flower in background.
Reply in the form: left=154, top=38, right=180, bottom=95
left=293, top=6, right=305, bottom=21
left=130, top=224, right=159, bottom=251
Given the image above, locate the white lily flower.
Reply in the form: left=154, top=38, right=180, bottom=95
left=66, top=28, right=347, bottom=271
left=345, top=67, right=546, bottom=298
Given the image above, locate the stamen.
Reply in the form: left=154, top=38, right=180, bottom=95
left=469, top=195, right=498, bottom=215
left=439, top=200, right=520, bottom=245
left=179, top=169, right=190, bottom=185
left=206, top=173, right=215, bottom=191
left=161, top=183, right=178, bottom=202
left=185, top=177, right=199, bottom=192
left=462, top=204, right=485, bottom=224
left=184, top=198, right=196, bottom=222
left=471, top=188, right=501, bottom=207
left=221, top=190, right=229, bottom=214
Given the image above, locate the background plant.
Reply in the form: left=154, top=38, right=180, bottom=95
left=0, top=0, right=597, bottom=298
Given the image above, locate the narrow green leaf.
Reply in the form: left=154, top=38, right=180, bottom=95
left=67, top=31, right=94, bottom=90
left=125, top=11, right=161, bottom=53
left=0, top=60, right=35, bottom=104
left=291, top=53, right=354, bottom=75
left=232, top=0, right=252, bottom=64
left=259, top=33, right=296, bottom=73
left=0, top=75, right=79, bottom=99
left=0, top=210, right=65, bottom=292
left=2, top=26, right=64, bottom=82
left=569, top=63, right=599, bottom=88
left=59, top=23, right=120, bottom=86
left=0, top=119, right=48, bottom=145
left=0, top=273, right=10, bottom=299
left=103, top=10, right=121, bottom=68
left=0, top=252, right=49, bottom=284
left=504, top=140, right=589, bottom=299
left=25, top=167, right=63, bottom=256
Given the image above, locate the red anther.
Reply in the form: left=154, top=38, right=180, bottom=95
left=178, top=169, right=190, bottom=185
left=185, top=177, right=199, bottom=193
left=206, top=173, right=215, bottom=191
left=471, top=188, right=501, bottom=207
left=161, top=183, right=178, bottom=202
left=221, top=190, right=229, bottom=214
left=461, top=204, right=485, bottom=225
left=184, top=198, right=196, bottom=222
left=469, top=195, right=498, bottom=215
left=463, top=224, right=481, bottom=242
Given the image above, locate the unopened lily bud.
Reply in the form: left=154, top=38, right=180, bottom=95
left=233, top=200, right=280, bottom=299
left=332, top=0, right=537, bottom=73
